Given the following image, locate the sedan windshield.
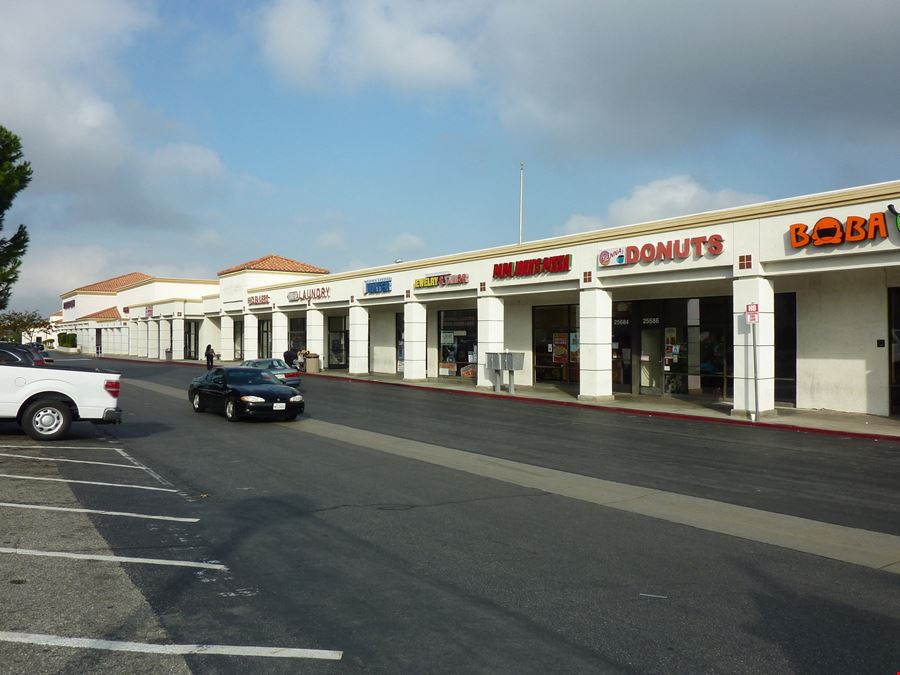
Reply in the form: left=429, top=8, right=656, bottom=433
left=228, top=370, right=278, bottom=385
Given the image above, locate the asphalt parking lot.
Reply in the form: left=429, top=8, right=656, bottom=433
left=2, top=358, right=900, bottom=673
left=0, top=422, right=341, bottom=674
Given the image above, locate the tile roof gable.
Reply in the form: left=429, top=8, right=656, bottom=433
left=218, top=254, right=329, bottom=276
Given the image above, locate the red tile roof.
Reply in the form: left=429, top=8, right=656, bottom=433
left=77, top=306, right=122, bottom=321
left=72, top=272, right=152, bottom=293
left=218, top=254, right=329, bottom=276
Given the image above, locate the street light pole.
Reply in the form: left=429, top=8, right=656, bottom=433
left=518, top=162, right=524, bottom=245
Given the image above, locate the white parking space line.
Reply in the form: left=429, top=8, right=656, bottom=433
left=111, top=447, right=176, bottom=488
left=0, top=474, right=178, bottom=492
left=0, top=631, right=342, bottom=660
left=0, top=452, right=141, bottom=469
left=0, top=444, right=123, bottom=451
left=0, top=547, right=226, bottom=570
left=0, top=502, right=199, bottom=523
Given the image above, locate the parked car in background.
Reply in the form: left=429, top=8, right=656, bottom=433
left=0, top=343, right=44, bottom=366
left=188, top=367, right=304, bottom=422
left=239, top=358, right=301, bottom=387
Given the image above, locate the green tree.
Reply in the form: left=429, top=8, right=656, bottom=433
left=0, top=310, right=52, bottom=343
left=0, top=125, right=31, bottom=310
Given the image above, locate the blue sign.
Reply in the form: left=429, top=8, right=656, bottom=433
left=364, top=278, right=392, bottom=295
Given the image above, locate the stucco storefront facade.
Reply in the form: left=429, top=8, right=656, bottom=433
left=57, top=181, right=900, bottom=417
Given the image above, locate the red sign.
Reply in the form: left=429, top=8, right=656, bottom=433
left=288, top=287, right=330, bottom=302
left=493, top=254, right=571, bottom=279
left=789, top=212, right=888, bottom=249
left=247, top=294, right=270, bottom=305
left=624, top=235, right=724, bottom=265
left=145, top=306, right=154, bottom=317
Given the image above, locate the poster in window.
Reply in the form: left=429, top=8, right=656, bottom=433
left=569, top=332, right=580, bottom=363
left=552, top=332, right=568, bottom=364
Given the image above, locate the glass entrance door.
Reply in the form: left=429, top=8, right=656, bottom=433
left=640, top=326, right=663, bottom=394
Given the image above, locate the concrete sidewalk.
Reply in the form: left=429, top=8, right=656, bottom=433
left=86, top=353, right=900, bottom=442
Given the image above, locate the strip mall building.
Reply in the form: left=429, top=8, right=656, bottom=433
left=58, top=181, right=900, bottom=417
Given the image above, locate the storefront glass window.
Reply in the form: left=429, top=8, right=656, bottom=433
left=438, top=309, right=477, bottom=378
left=289, top=317, right=306, bottom=351
left=612, top=302, right=632, bottom=391
left=533, top=305, right=579, bottom=384
left=396, top=313, right=404, bottom=373
left=184, top=320, right=200, bottom=360
left=258, top=319, right=272, bottom=359
left=328, top=315, right=348, bottom=369
left=890, top=288, right=900, bottom=415
left=233, top=320, right=244, bottom=360
left=774, top=293, right=797, bottom=405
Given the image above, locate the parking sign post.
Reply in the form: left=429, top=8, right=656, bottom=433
left=746, top=303, right=760, bottom=421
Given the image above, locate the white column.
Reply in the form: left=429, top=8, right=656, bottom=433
left=171, top=318, right=185, bottom=360
left=404, top=302, right=427, bottom=380
left=147, top=321, right=159, bottom=359
left=220, top=315, right=234, bottom=361
left=349, top=305, right=370, bottom=374
left=160, top=319, right=172, bottom=359
left=138, top=321, right=148, bottom=357
left=578, top=288, right=614, bottom=401
left=272, top=311, right=289, bottom=361
left=243, top=313, right=259, bottom=360
left=476, top=295, right=504, bottom=388
left=200, top=317, right=220, bottom=359
left=129, top=322, right=138, bottom=355
left=112, top=328, right=121, bottom=354
left=732, top=276, right=775, bottom=418
left=306, top=309, right=325, bottom=363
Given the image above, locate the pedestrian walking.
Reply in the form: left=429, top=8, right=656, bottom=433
left=204, top=344, right=215, bottom=370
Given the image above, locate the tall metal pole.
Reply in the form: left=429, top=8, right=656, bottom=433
left=518, top=162, right=524, bottom=245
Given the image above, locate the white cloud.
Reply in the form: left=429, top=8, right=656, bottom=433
left=316, top=230, right=345, bottom=248
left=0, top=1, right=264, bottom=234
left=257, top=0, right=474, bottom=90
left=388, top=232, right=425, bottom=253
left=258, top=0, right=332, bottom=87
left=562, top=176, right=766, bottom=234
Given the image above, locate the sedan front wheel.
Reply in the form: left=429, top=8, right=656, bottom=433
left=191, top=392, right=205, bottom=413
left=225, top=398, right=239, bottom=422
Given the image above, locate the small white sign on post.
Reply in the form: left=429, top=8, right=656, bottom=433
left=745, top=302, right=759, bottom=324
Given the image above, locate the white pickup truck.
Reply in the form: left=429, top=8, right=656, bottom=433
left=0, top=362, right=122, bottom=440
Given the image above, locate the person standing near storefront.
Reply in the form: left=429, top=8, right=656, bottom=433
left=283, top=346, right=297, bottom=369
left=204, top=344, right=215, bottom=370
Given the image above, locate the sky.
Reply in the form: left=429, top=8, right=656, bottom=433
left=3, top=0, right=900, bottom=315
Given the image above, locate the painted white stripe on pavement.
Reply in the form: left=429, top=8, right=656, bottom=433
left=0, top=444, right=123, bottom=451
left=0, top=631, right=342, bottom=660
left=0, top=502, right=198, bottom=523
left=112, top=447, right=176, bottom=488
left=0, top=473, right=178, bottom=492
left=0, top=452, right=140, bottom=469
left=0, top=547, right=225, bottom=570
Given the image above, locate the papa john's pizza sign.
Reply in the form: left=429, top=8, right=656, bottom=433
left=493, top=254, right=572, bottom=279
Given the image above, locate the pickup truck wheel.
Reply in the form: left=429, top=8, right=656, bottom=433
left=225, top=398, right=239, bottom=422
left=191, top=392, right=205, bottom=413
left=22, top=400, right=72, bottom=441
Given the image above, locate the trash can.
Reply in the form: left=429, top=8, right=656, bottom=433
left=164, top=348, right=172, bottom=361
left=305, top=355, right=321, bottom=373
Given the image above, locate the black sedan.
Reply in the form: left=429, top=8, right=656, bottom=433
left=188, top=367, right=305, bottom=422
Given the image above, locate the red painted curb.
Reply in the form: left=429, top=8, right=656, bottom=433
left=99, top=357, right=900, bottom=443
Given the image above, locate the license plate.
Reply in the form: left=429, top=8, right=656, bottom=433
left=273, top=403, right=286, bottom=410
